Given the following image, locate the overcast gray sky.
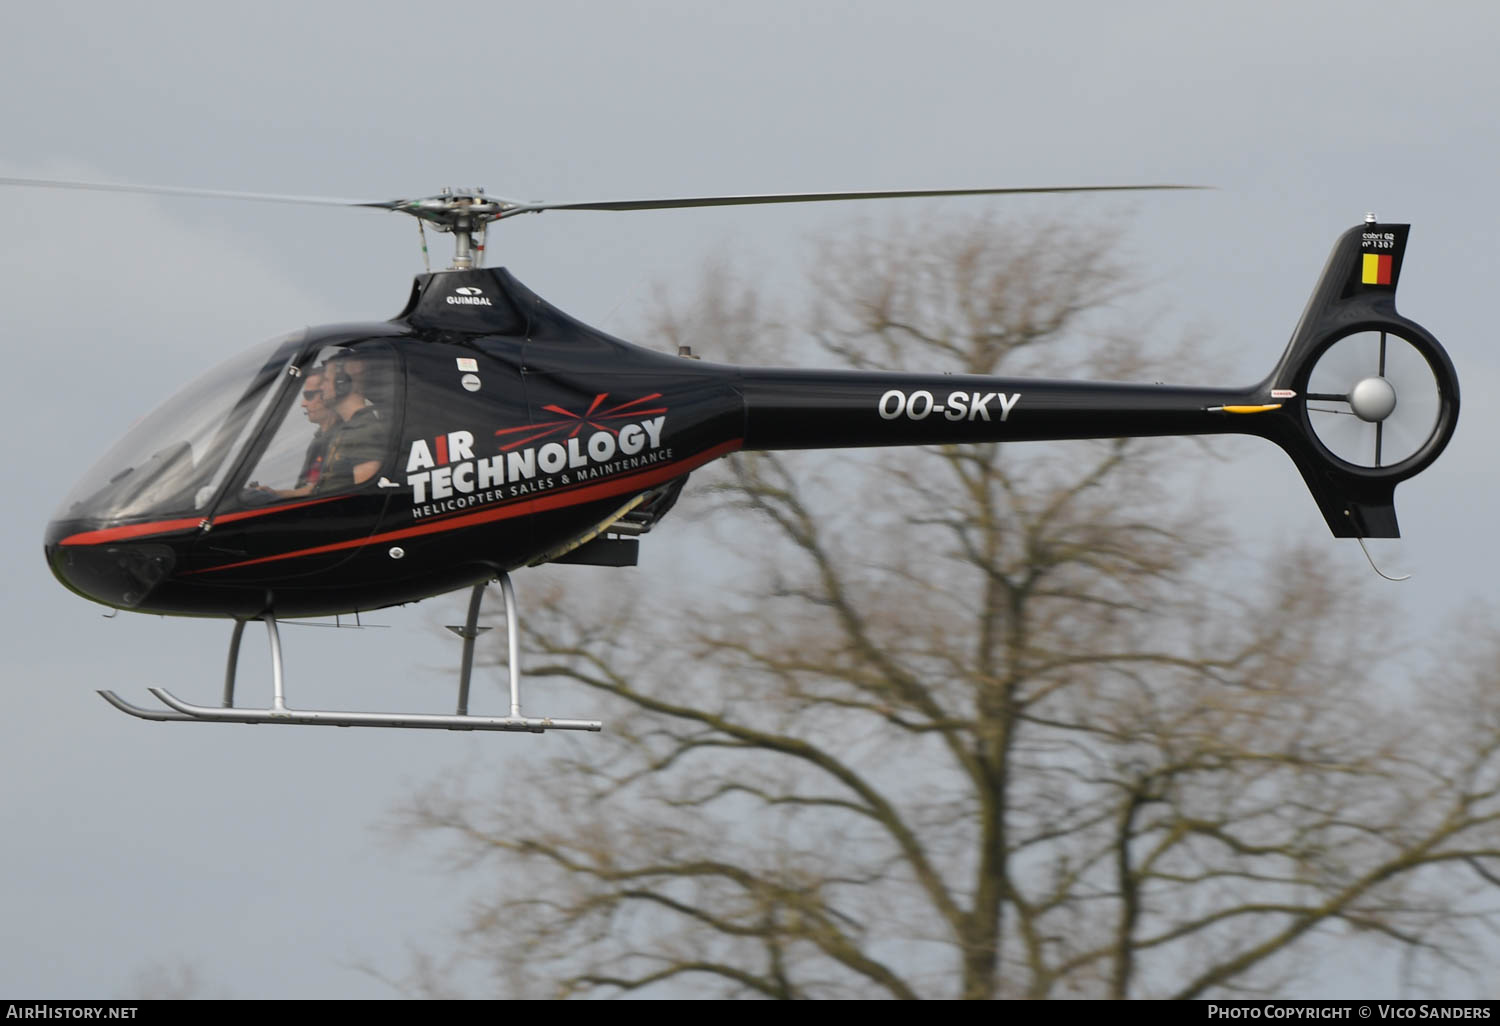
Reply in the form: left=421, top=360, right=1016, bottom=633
left=2, top=0, right=1497, bottom=999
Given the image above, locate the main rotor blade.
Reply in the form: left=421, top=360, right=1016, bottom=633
left=0, top=175, right=380, bottom=208
left=0, top=177, right=1209, bottom=223
left=502, top=184, right=1209, bottom=217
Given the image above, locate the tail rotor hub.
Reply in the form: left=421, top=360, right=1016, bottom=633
left=1348, top=375, right=1398, bottom=422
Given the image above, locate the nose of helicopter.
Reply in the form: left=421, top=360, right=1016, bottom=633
left=45, top=528, right=176, bottom=610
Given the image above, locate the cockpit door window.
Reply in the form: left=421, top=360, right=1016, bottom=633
left=229, top=342, right=401, bottom=508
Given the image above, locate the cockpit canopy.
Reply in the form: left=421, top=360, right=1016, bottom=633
left=53, top=331, right=401, bottom=525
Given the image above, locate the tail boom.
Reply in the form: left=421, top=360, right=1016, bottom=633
left=735, top=220, right=1457, bottom=540
left=739, top=369, right=1260, bottom=451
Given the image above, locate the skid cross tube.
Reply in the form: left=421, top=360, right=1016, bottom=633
left=97, top=574, right=603, bottom=732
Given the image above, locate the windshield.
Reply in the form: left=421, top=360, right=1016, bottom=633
left=54, top=332, right=305, bottom=523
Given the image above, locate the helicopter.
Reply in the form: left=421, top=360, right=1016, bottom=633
left=15, top=177, right=1459, bottom=733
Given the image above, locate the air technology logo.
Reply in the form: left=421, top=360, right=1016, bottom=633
left=404, top=393, right=671, bottom=519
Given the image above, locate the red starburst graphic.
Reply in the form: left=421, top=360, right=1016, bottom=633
left=492, top=393, right=667, bottom=452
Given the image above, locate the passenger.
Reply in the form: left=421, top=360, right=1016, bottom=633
left=316, top=355, right=385, bottom=491
left=332, top=352, right=396, bottom=415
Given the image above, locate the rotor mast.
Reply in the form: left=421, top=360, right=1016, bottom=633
left=380, top=187, right=512, bottom=271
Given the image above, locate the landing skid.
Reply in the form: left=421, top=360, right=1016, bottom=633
left=97, top=574, right=602, bottom=733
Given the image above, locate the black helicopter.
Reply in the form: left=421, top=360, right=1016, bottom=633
left=15, top=178, right=1459, bottom=732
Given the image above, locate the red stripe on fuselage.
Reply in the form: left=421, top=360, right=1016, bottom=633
left=58, top=516, right=203, bottom=546
left=57, top=495, right=349, bottom=547
left=190, top=440, right=743, bottom=574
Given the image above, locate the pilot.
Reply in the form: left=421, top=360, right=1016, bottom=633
left=245, top=367, right=341, bottom=501
left=316, top=354, right=385, bottom=491
left=292, top=367, right=338, bottom=490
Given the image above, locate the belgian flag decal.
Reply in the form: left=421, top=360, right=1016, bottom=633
left=1362, top=252, right=1393, bottom=285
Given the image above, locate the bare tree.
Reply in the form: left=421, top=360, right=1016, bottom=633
left=400, top=216, right=1500, bottom=999
left=124, top=961, right=231, bottom=1000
